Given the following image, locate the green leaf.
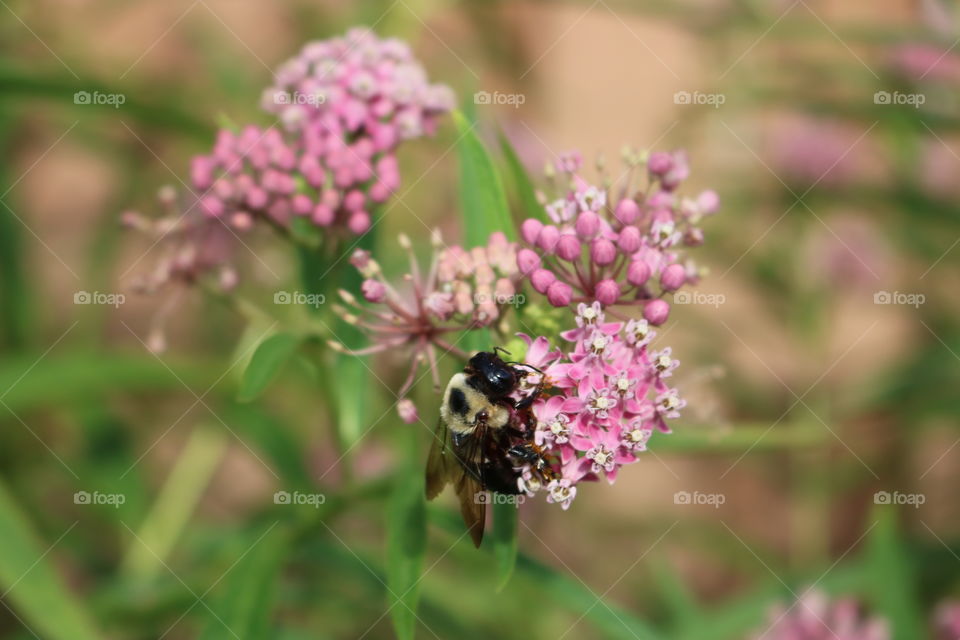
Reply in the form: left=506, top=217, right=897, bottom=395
left=864, top=505, right=925, bottom=640
left=489, top=500, right=518, bottom=591
left=498, top=130, right=546, bottom=223
left=0, top=479, right=102, bottom=640
left=0, top=352, right=219, bottom=413
left=453, top=110, right=515, bottom=247
left=122, top=427, right=227, bottom=579
left=237, top=332, right=301, bottom=402
left=197, top=523, right=287, bottom=640
left=386, top=454, right=427, bottom=640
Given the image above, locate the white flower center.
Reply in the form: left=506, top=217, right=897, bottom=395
left=591, top=336, right=609, bottom=352
left=617, top=377, right=630, bottom=391
left=549, top=419, right=567, bottom=435
left=594, top=396, right=613, bottom=410
left=656, top=355, right=672, bottom=371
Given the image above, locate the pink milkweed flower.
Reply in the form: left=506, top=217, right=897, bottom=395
left=517, top=148, right=718, bottom=317
left=752, top=590, right=889, bottom=640
left=519, top=300, right=685, bottom=504
left=332, top=231, right=521, bottom=412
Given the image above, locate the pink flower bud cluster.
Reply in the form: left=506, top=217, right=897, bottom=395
left=751, top=591, right=889, bottom=640
left=517, top=303, right=685, bottom=509
left=517, top=149, right=719, bottom=326
left=189, top=28, right=453, bottom=236
left=334, top=232, right=521, bottom=423
left=189, top=124, right=399, bottom=235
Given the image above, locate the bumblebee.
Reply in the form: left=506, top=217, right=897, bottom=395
left=425, top=349, right=555, bottom=547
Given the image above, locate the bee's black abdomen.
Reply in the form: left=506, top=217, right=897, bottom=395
left=448, top=387, right=469, bottom=416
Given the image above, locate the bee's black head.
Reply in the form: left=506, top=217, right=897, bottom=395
left=467, top=351, right=517, bottom=398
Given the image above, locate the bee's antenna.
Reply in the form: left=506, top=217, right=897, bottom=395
left=507, top=361, right=544, bottom=376
left=493, top=346, right=512, bottom=358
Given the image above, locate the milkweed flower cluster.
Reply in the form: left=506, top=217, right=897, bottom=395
left=749, top=591, right=889, bottom=640
left=516, top=303, right=683, bottom=508
left=124, top=28, right=453, bottom=351
left=332, top=231, right=520, bottom=422
left=515, top=149, right=718, bottom=508
left=516, top=149, right=719, bottom=326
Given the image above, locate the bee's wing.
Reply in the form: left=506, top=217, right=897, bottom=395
left=454, top=467, right=485, bottom=548
left=425, top=418, right=487, bottom=547
left=425, top=417, right=454, bottom=500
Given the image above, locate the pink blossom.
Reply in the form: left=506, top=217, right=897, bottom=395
left=517, top=148, right=718, bottom=315
left=518, top=302, right=684, bottom=507
left=752, top=590, right=889, bottom=640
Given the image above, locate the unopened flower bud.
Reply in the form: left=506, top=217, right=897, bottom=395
left=348, top=211, right=371, bottom=234
left=660, top=263, right=686, bottom=291
left=517, top=248, right=541, bottom=275
left=575, top=211, right=600, bottom=239
left=627, top=260, right=651, bottom=286
left=614, top=198, right=640, bottom=225
left=591, top=238, right=617, bottom=266
left=546, top=281, right=573, bottom=307
left=530, top=268, right=556, bottom=294
left=521, top=218, right=543, bottom=245
left=312, top=204, right=334, bottom=226
left=644, top=299, right=670, bottom=325
left=594, top=279, right=620, bottom=306
left=556, top=234, right=581, bottom=261
left=647, top=151, right=673, bottom=176
left=537, top=225, right=560, bottom=253
left=617, top=226, right=642, bottom=253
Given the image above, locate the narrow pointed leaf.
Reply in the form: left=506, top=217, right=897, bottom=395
left=0, top=480, right=102, bottom=640
left=453, top=110, right=515, bottom=246
left=237, top=332, right=300, bottom=402
left=499, top=130, right=546, bottom=223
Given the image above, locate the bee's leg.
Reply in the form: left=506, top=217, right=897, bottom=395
left=514, top=380, right=544, bottom=411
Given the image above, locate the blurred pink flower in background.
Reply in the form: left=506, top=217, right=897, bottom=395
left=933, top=600, right=960, bottom=640
left=751, top=590, right=889, bottom=640
left=888, top=44, right=960, bottom=83
left=768, top=118, right=867, bottom=188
